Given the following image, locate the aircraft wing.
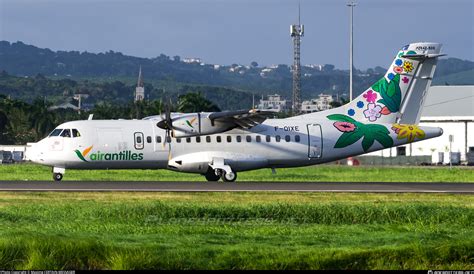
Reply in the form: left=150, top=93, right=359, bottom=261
left=208, top=109, right=274, bottom=129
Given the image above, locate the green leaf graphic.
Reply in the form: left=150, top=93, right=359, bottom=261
left=74, top=150, right=88, bottom=162
left=334, top=130, right=364, bottom=148
left=371, top=78, right=385, bottom=93
left=365, top=124, right=393, bottom=149
left=373, top=132, right=394, bottom=148
left=327, top=114, right=357, bottom=123
left=362, top=135, right=375, bottom=152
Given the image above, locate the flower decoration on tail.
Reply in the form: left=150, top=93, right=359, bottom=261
left=363, top=90, right=377, bottom=103
left=391, top=124, right=425, bottom=142
left=363, top=103, right=382, bottom=122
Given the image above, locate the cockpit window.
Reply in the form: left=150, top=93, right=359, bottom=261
left=60, top=129, right=71, bottom=138
left=49, top=129, right=63, bottom=137
left=72, top=129, right=81, bottom=137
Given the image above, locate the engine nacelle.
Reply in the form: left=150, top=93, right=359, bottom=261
left=170, top=113, right=235, bottom=138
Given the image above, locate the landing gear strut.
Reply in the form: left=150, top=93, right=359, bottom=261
left=208, top=157, right=237, bottom=182
left=52, top=167, right=65, bottom=182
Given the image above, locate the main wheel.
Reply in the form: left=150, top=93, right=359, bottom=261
left=53, top=173, right=63, bottom=181
left=222, top=171, right=237, bottom=182
left=204, top=170, right=220, bottom=181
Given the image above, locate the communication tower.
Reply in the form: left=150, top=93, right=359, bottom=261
left=290, top=4, right=304, bottom=114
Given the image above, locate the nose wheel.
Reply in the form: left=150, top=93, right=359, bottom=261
left=53, top=173, right=63, bottom=181
left=52, top=167, right=65, bottom=182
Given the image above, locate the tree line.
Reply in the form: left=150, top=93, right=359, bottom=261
left=0, top=93, right=219, bottom=145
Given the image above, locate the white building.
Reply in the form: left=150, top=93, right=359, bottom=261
left=301, top=93, right=334, bottom=113
left=257, top=94, right=290, bottom=112
left=367, top=86, right=474, bottom=164
left=135, top=66, right=145, bottom=102
left=183, top=58, right=203, bottom=64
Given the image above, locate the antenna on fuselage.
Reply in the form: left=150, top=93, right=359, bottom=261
left=88, top=114, right=94, bottom=120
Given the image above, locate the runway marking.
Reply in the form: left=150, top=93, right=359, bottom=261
left=0, top=181, right=472, bottom=193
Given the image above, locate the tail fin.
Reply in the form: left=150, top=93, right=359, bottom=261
left=312, top=42, right=443, bottom=124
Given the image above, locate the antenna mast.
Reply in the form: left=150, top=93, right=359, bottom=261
left=290, top=3, right=304, bottom=115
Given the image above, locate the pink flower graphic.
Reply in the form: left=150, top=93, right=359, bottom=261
left=363, top=90, right=377, bottom=103
left=333, top=121, right=356, bottom=132
left=394, top=66, right=403, bottom=74
left=363, top=103, right=382, bottom=122
left=402, top=76, right=409, bottom=84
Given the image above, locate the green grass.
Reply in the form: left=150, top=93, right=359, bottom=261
left=0, top=163, right=473, bottom=182
left=0, top=192, right=472, bottom=269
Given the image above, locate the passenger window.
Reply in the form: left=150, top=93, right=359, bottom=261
left=60, top=129, right=71, bottom=138
left=216, top=136, right=222, bottom=143
left=156, top=136, right=162, bottom=143
left=176, top=138, right=181, bottom=143
left=206, top=136, right=211, bottom=143
left=266, top=135, right=271, bottom=142
left=49, top=129, right=62, bottom=137
left=285, top=135, right=291, bottom=142
left=72, top=129, right=81, bottom=137
left=256, top=136, right=261, bottom=142
left=276, top=135, right=281, bottom=142
left=295, top=135, right=300, bottom=142
left=186, top=137, right=191, bottom=143
left=227, top=136, right=232, bottom=143
left=166, top=136, right=171, bottom=143
left=246, top=136, right=252, bottom=142
left=196, top=136, right=201, bottom=143
left=147, top=136, right=152, bottom=143
left=236, top=136, right=242, bottom=142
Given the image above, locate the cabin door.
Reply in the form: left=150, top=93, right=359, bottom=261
left=307, top=124, right=322, bottom=158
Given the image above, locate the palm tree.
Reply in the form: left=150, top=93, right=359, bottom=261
left=177, top=92, right=220, bottom=113
left=30, top=98, right=56, bottom=140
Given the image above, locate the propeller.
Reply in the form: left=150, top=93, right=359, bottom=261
left=157, top=100, right=173, bottom=131
left=157, top=99, right=173, bottom=152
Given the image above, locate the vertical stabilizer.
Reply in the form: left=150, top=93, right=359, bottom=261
left=300, top=42, right=444, bottom=125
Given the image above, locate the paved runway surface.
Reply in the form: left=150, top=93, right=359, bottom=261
left=0, top=181, right=472, bottom=193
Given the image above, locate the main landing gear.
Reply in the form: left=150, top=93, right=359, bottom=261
left=205, top=157, right=237, bottom=182
left=52, top=167, right=65, bottom=181
left=203, top=168, right=237, bottom=182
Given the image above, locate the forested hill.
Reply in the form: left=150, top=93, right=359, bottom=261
left=0, top=41, right=473, bottom=98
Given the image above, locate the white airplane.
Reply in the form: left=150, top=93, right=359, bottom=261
left=27, top=42, right=445, bottom=182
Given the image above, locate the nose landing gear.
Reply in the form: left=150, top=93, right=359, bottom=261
left=52, top=167, right=65, bottom=181
left=53, top=173, right=63, bottom=181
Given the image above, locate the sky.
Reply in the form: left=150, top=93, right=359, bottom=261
left=0, top=0, right=473, bottom=69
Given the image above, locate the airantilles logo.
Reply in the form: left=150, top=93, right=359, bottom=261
left=74, top=146, right=144, bottom=162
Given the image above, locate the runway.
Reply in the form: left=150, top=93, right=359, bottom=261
left=0, top=181, right=472, bottom=193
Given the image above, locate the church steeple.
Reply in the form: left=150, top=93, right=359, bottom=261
left=135, top=66, right=145, bottom=102
left=137, top=66, right=144, bottom=87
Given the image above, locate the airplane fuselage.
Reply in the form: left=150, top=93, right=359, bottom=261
left=28, top=117, right=442, bottom=176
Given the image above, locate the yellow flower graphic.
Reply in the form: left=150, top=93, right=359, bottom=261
left=403, top=61, right=414, bottom=73
left=391, top=124, right=425, bottom=142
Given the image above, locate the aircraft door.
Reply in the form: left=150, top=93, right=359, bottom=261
left=134, top=132, right=144, bottom=150
left=307, top=124, right=322, bottom=158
